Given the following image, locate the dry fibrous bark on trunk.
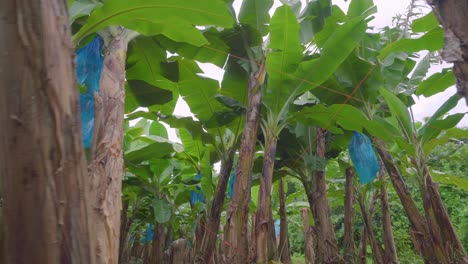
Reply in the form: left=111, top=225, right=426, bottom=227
left=310, top=128, right=342, bottom=264
left=301, top=208, right=316, bottom=264
left=119, top=200, right=130, bottom=263
left=428, top=0, right=468, bottom=105
left=195, top=153, right=235, bottom=264
left=150, top=223, right=166, bottom=264
left=357, top=188, right=379, bottom=264
left=278, top=176, right=292, bottom=264
left=255, top=135, right=278, bottom=263
left=377, top=158, right=399, bottom=263
left=0, top=0, right=95, bottom=263
left=223, top=59, right=264, bottom=264
left=343, top=167, right=356, bottom=263
left=374, top=138, right=450, bottom=263
left=89, top=30, right=128, bottom=264
left=358, top=195, right=385, bottom=264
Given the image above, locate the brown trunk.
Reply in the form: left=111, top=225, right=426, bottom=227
left=377, top=158, right=399, bottom=263
left=374, top=138, right=449, bottom=263
left=357, top=225, right=367, bottom=264
left=268, top=213, right=278, bottom=261
left=278, top=176, right=292, bottom=264
left=255, top=135, right=278, bottom=263
left=143, top=243, right=152, bottom=264
left=223, top=63, right=263, bottom=263
left=167, top=239, right=190, bottom=264
left=249, top=213, right=257, bottom=262
left=194, top=153, right=235, bottom=263
left=151, top=223, right=166, bottom=264
left=119, top=199, right=130, bottom=263
left=310, top=128, right=341, bottom=264
left=301, top=208, right=316, bottom=264
left=420, top=161, right=467, bottom=261
left=357, top=183, right=379, bottom=264
left=88, top=30, right=128, bottom=264
left=358, top=196, right=385, bottom=264
left=343, top=167, right=356, bottom=263
left=428, top=0, right=468, bottom=105
left=0, top=0, right=95, bottom=263
left=192, top=215, right=206, bottom=261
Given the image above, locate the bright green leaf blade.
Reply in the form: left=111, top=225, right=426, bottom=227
left=296, top=17, right=367, bottom=94
left=327, top=104, right=369, bottom=132
left=125, top=37, right=177, bottom=113
left=221, top=57, right=249, bottom=106
left=200, top=149, right=213, bottom=201
left=416, top=70, right=455, bottom=97
left=73, top=0, right=234, bottom=44
left=125, top=141, right=175, bottom=164
left=178, top=128, right=204, bottom=161
left=157, top=31, right=230, bottom=68
left=431, top=170, right=468, bottom=191
left=312, top=6, right=348, bottom=47
left=298, top=0, right=332, bottom=44
left=69, top=0, right=101, bottom=23
left=263, top=5, right=303, bottom=115
left=379, top=88, right=413, bottom=138
left=418, top=113, right=464, bottom=143
left=153, top=198, right=171, bottom=223
left=178, top=60, right=225, bottom=121
left=379, top=28, right=443, bottom=60
left=149, top=122, right=168, bottom=139
left=412, top=12, right=439, bottom=33
left=347, top=0, right=376, bottom=18
left=408, top=53, right=431, bottom=89
left=426, top=94, right=461, bottom=123
left=238, top=0, right=273, bottom=36
left=365, top=116, right=403, bottom=142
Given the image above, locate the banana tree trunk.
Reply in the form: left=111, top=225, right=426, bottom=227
left=119, top=200, right=130, bottom=263
left=89, top=31, right=128, bottom=264
left=343, top=167, right=356, bottom=263
left=428, top=0, right=468, bottom=105
left=357, top=225, right=367, bottom=264
left=255, top=135, right=278, bottom=263
left=373, top=138, right=449, bottom=263
left=358, top=196, right=385, bottom=264
left=195, top=153, right=235, bottom=263
left=0, top=0, right=95, bottom=262
left=357, top=188, right=379, bottom=264
left=224, top=67, right=263, bottom=264
left=151, top=223, right=166, bottom=264
left=420, top=161, right=467, bottom=261
left=278, top=176, right=292, bottom=264
left=301, top=208, right=316, bottom=264
left=377, top=158, right=399, bottom=263
left=311, top=128, right=341, bottom=263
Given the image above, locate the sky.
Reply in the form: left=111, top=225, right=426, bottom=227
left=170, top=0, right=467, bottom=140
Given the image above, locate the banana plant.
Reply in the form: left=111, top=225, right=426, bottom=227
left=253, top=2, right=370, bottom=261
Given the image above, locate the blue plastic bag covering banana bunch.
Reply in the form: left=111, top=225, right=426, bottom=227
left=76, top=35, right=104, bottom=148
left=141, top=224, right=154, bottom=244
left=190, top=172, right=205, bottom=206
left=228, top=168, right=235, bottom=198
left=349, top=131, right=379, bottom=184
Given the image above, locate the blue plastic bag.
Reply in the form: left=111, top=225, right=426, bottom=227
left=76, top=36, right=104, bottom=148
left=228, top=168, right=235, bottom=198
left=349, top=131, right=379, bottom=184
left=140, top=224, right=154, bottom=244
left=274, top=219, right=280, bottom=237
left=76, top=36, right=104, bottom=93
left=190, top=172, right=205, bottom=206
